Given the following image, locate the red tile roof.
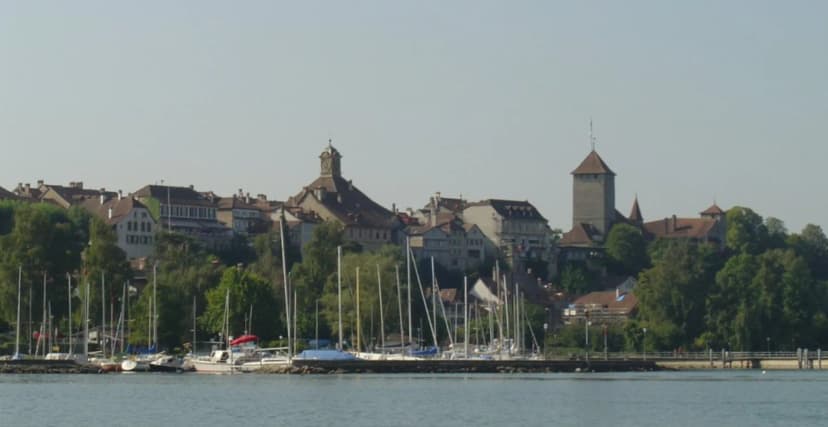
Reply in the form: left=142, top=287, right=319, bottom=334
left=288, top=175, right=395, bottom=229
left=700, top=204, right=725, bottom=216
left=643, top=216, right=719, bottom=240
left=560, top=223, right=601, bottom=247
left=572, top=290, right=638, bottom=315
left=571, top=150, right=615, bottom=175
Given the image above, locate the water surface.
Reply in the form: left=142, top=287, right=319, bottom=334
left=1, top=370, right=826, bottom=426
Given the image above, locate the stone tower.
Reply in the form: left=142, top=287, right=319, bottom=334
left=571, top=150, right=616, bottom=237
left=319, top=141, right=342, bottom=177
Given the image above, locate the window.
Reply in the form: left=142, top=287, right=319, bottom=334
left=147, top=223, right=152, bottom=233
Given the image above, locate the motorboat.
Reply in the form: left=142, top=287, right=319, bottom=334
left=149, top=354, right=184, bottom=373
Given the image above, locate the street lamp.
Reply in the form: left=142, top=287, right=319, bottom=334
left=642, top=327, right=648, bottom=361
left=543, top=322, right=548, bottom=358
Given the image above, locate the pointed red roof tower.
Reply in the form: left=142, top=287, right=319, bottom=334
left=629, top=196, right=643, bottom=225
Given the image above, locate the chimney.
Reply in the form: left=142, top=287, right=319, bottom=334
left=24, top=183, right=30, bottom=192
left=245, top=192, right=250, bottom=204
left=257, top=194, right=267, bottom=201
left=392, top=203, right=397, bottom=214
left=36, top=180, right=43, bottom=187
left=117, top=190, right=123, bottom=200
left=99, top=187, right=106, bottom=193
left=616, top=288, right=620, bottom=299
left=238, top=188, right=244, bottom=197
left=672, top=214, right=678, bottom=231
left=100, top=194, right=105, bottom=205
left=429, top=197, right=437, bottom=226
left=107, top=207, right=113, bottom=220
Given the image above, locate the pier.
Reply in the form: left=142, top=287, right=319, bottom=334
left=287, top=358, right=657, bottom=374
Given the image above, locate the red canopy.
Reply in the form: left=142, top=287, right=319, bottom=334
left=230, top=335, right=259, bottom=346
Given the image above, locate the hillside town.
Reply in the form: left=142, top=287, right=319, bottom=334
left=0, top=143, right=729, bottom=330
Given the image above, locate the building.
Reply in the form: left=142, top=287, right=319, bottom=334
left=39, top=181, right=117, bottom=209
left=463, top=199, right=555, bottom=271
left=12, top=181, right=43, bottom=200
left=215, top=190, right=269, bottom=235
left=81, top=195, right=157, bottom=259
left=133, top=184, right=231, bottom=247
left=407, top=218, right=487, bottom=271
left=286, top=143, right=398, bottom=252
left=0, top=186, right=17, bottom=200
left=563, top=287, right=638, bottom=325
left=559, top=147, right=728, bottom=267
left=641, top=202, right=727, bottom=245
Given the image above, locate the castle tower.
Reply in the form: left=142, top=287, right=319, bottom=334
left=571, top=150, right=616, bottom=236
left=319, top=141, right=342, bottom=177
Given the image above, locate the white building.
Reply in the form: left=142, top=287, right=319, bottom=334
left=81, top=195, right=157, bottom=259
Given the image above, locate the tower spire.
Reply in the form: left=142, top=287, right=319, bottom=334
left=589, top=118, right=596, bottom=151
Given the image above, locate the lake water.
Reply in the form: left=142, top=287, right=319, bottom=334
left=1, top=370, right=827, bottom=426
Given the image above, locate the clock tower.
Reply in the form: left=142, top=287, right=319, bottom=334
left=320, top=141, right=342, bottom=177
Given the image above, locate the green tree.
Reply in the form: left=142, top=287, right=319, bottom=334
left=200, top=266, right=279, bottom=341
left=559, top=262, right=594, bottom=295
left=605, top=223, right=648, bottom=275
left=726, top=207, right=768, bottom=255
left=636, top=240, right=719, bottom=349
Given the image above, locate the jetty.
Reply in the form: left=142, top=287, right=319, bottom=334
left=279, top=358, right=657, bottom=374
left=0, top=359, right=99, bottom=374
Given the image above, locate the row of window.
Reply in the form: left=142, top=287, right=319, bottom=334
left=126, top=234, right=153, bottom=245
left=347, top=228, right=389, bottom=241
left=160, top=205, right=217, bottom=220
left=125, top=221, right=153, bottom=233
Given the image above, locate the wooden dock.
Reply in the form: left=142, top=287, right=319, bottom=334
left=288, top=358, right=658, bottom=374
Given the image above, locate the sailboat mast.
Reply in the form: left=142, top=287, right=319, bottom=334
left=101, top=272, right=106, bottom=358
left=410, top=246, right=437, bottom=351
left=464, top=276, right=469, bottom=359
left=406, top=237, right=412, bottom=350
left=84, top=282, right=89, bottom=360
left=376, top=264, right=385, bottom=349
left=430, top=257, right=437, bottom=349
left=337, top=246, right=343, bottom=350
left=279, top=213, right=291, bottom=359
left=152, top=264, right=157, bottom=351
left=503, top=275, right=510, bottom=355
left=67, top=273, right=72, bottom=356
left=356, top=267, right=361, bottom=352
left=192, top=295, right=197, bottom=355
left=395, top=265, right=404, bottom=352
left=42, top=273, right=47, bottom=357
left=14, top=266, right=21, bottom=358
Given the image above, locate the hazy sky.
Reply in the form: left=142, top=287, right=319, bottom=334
left=2, top=1, right=826, bottom=232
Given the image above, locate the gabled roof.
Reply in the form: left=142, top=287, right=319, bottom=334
left=287, top=175, right=395, bottom=229
left=466, top=199, right=546, bottom=221
left=0, top=186, right=17, bottom=200
left=700, top=204, right=725, bottom=216
left=133, top=185, right=217, bottom=207
left=424, top=196, right=465, bottom=213
left=217, top=196, right=260, bottom=211
left=629, top=197, right=643, bottom=223
left=80, top=197, right=150, bottom=225
left=560, top=223, right=602, bottom=247
left=44, top=184, right=116, bottom=206
left=571, top=150, right=615, bottom=176
left=643, top=216, right=720, bottom=240
left=572, top=290, right=637, bottom=314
